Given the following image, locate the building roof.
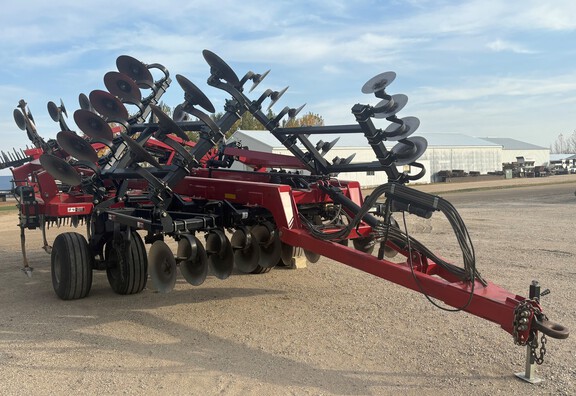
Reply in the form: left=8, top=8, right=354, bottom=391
left=480, top=137, right=548, bottom=150
left=233, top=130, right=279, bottom=149
left=550, top=153, right=576, bottom=161
left=234, top=130, right=501, bottom=150
left=422, top=133, right=500, bottom=147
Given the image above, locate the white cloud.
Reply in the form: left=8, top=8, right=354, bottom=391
left=1, top=0, right=576, bottom=154
left=412, top=73, right=576, bottom=104
left=486, top=39, right=536, bottom=54
left=520, top=3, right=576, bottom=30
left=382, top=1, right=576, bottom=35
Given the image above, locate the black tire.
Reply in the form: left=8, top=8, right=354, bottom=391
left=105, top=231, right=147, bottom=295
left=51, top=232, right=93, bottom=300
left=250, top=265, right=273, bottom=274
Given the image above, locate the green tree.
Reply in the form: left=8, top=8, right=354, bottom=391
left=211, top=111, right=271, bottom=138
left=232, top=111, right=267, bottom=132
left=158, top=101, right=172, bottom=118
left=207, top=110, right=325, bottom=139
left=282, top=112, right=324, bottom=128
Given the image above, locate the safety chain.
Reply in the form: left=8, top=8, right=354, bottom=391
left=512, top=299, right=547, bottom=365
left=530, top=332, right=547, bottom=365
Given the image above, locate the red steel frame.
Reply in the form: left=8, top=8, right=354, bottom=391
left=282, top=227, right=523, bottom=336
left=9, top=141, right=568, bottom=345
left=174, top=172, right=527, bottom=337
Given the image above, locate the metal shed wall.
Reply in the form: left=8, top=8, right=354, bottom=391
left=479, top=137, right=550, bottom=166
left=233, top=131, right=509, bottom=185
left=232, top=130, right=431, bottom=186
left=419, top=146, right=502, bottom=182
left=501, top=149, right=550, bottom=166
left=272, top=146, right=431, bottom=187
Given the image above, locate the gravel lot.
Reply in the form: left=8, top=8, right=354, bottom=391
left=0, top=177, right=574, bottom=395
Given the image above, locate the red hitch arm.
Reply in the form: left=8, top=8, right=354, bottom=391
left=280, top=227, right=569, bottom=341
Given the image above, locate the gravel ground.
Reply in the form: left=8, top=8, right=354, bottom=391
left=0, top=178, right=574, bottom=395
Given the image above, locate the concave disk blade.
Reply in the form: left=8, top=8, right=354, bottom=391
left=373, top=94, right=408, bottom=119
left=304, top=249, right=320, bottom=263
left=13, top=109, right=27, bottom=130
left=56, top=131, right=98, bottom=163
left=202, top=49, right=240, bottom=87
left=175, top=74, right=215, bottom=113
left=280, top=242, right=295, bottom=266
left=47, top=101, right=60, bottom=122
left=39, top=154, right=81, bottom=186
left=148, top=240, right=177, bottom=293
left=205, top=230, right=234, bottom=280
left=352, top=237, right=375, bottom=255
left=382, top=116, right=420, bottom=141
left=231, top=228, right=260, bottom=273
left=89, top=90, right=129, bottom=121
left=390, top=136, right=428, bottom=165
left=78, top=93, right=93, bottom=112
left=119, top=132, right=162, bottom=168
left=104, top=71, right=142, bottom=103
left=74, top=109, right=114, bottom=142
left=150, top=104, right=189, bottom=141
left=177, top=235, right=208, bottom=286
left=251, top=224, right=281, bottom=268
left=116, top=55, right=154, bottom=88
left=361, top=71, right=396, bottom=94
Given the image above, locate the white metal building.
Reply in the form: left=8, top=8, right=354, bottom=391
left=549, top=153, right=576, bottom=173
left=231, top=130, right=551, bottom=186
left=419, top=133, right=502, bottom=182
left=480, top=137, right=550, bottom=166
left=550, top=153, right=576, bottom=167
left=232, top=130, right=430, bottom=186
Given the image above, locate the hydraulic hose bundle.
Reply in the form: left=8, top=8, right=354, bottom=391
left=307, top=182, right=485, bottom=286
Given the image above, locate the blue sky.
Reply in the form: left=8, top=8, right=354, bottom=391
left=1, top=0, right=576, bottom=175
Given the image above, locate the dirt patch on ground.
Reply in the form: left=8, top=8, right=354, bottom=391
left=0, top=182, right=574, bottom=395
